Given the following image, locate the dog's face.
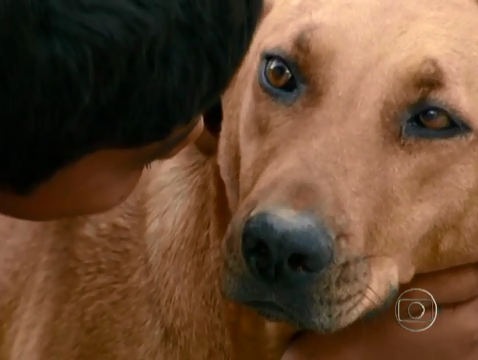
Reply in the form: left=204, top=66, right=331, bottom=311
left=218, top=0, right=478, bottom=333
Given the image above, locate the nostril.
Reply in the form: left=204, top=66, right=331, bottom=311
left=243, top=236, right=277, bottom=280
left=251, top=238, right=271, bottom=271
left=287, top=253, right=314, bottom=273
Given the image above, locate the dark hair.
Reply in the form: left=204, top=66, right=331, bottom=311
left=0, top=0, right=263, bottom=194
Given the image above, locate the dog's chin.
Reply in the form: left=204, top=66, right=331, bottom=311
left=232, top=297, right=319, bottom=330
left=222, top=277, right=319, bottom=330
left=235, top=291, right=398, bottom=333
left=227, top=291, right=364, bottom=333
left=242, top=301, right=298, bottom=324
left=223, top=269, right=400, bottom=333
left=223, top=255, right=402, bottom=332
left=222, top=279, right=351, bottom=333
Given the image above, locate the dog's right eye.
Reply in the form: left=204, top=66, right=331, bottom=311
left=263, top=57, right=296, bottom=91
left=259, top=53, right=302, bottom=104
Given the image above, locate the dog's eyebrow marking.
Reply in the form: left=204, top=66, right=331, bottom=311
left=292, top=30, right=312, bottom=56
left=411, top=58, right=444, bottom=92
left=290, top=27, right=317, bottom=59
left=287, top=25, right=331, bottom=101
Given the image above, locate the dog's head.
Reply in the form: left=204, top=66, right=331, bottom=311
left=217, top=0, right=478, bottom=333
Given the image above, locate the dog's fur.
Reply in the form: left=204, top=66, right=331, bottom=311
left=3, top=0, right=478, bottom=359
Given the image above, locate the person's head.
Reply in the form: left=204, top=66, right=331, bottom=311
left=0, top=0, right=263, bottom=220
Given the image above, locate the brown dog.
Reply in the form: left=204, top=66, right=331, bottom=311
left=3, top=0, right=478, bottom=359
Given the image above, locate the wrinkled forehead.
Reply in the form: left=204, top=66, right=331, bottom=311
left=246, top=0, right=478, bottom=132
left=258, top=0, right=478, bottom=80
left=262, top=0, right=478, bottom=36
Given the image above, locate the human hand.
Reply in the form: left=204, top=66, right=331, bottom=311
left=282, top=264, right=478, bottom=360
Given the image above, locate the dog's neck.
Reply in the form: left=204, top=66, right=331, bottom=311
left=144, top=145, right=231, bottom=278
left=143, top=145, right=294, bottom=360
left=140, top=146, right=236, bottom=358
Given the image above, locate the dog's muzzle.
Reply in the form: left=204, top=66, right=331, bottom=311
left=224, top=207, right=334, bottom=328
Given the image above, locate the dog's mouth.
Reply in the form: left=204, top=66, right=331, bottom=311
left=242, top=300, right=297, bottom=325
left=224, top=254, right=402, bottom=332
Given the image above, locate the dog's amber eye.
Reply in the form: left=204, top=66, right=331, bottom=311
left=262, top=56, right=298, bottom=93
left=259, top=53, right=301, bottom=103
left=402, top=103, right=471, bottom=140
left=264, top=58, right=293, bottom=89
left=416, top=109, right=453, bottom=130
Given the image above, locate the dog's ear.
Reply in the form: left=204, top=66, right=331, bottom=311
left=195, top=99, right=223, bottom=156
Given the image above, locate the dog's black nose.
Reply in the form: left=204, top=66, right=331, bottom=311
left=241, top=210, right=333, bottom=285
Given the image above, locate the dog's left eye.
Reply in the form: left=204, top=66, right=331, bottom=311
left=402, top=103, right=471, bottom=139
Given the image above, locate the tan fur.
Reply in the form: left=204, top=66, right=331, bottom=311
left=3, top=0, right=478, bottom=359
left=0, top=146, right=238, bottom=360
left=220, top=0, right=478, bottom=339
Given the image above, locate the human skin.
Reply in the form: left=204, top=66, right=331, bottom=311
left=282, top=264, right=478, bottom=360
left=0, top=119, right=204, bottom=221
